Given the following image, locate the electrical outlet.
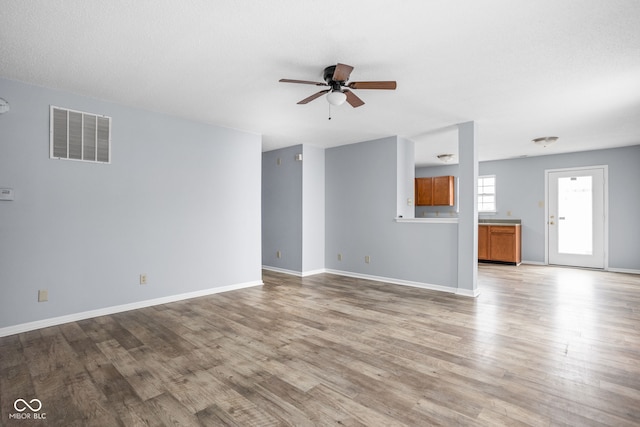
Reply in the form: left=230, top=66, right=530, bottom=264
left=38, top=289, right=48, bottom=302
left=276, top=250, right=281, bottom=259
left=365, top=255, right=370, bottom=264
left=140, top=274, right=147, bottom=285
left=337, top=253, right=342, bottom=261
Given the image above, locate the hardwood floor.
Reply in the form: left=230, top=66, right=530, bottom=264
left=1, top=264, right=639, bottom=426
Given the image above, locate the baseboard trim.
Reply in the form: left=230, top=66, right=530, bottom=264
left=262, top=266, right=303, bottom=276
left=261, top=266, right=327, bottom=277
left=607, top=267, right=640, bottom=275
left=518, top=261, right=640, bottom=275
left=301, top=268, right=327, bottom=277
left=456, top=288, right=481, bottom=297
left=0, top=280, right=263, bottom=338
left=324, top=269, right=475, bottom=296
left=521, top=260, right=546, bottom=266
left=266, top=267, right=479, bottom=297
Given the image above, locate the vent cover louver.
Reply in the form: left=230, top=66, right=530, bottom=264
left=50, top=106, right=111, bottom=163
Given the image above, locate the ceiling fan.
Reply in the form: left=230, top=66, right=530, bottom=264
left=279, top=63, right=397, bottom=108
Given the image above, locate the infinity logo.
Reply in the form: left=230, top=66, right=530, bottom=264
left=14, top=398, right=42, bottom=412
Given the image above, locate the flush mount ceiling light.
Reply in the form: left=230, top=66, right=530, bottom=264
left=326, top=90, right=347, bottom=106
left=437, top=154, right=455, bottom=163
left=532, top=136, right=558, bottom=147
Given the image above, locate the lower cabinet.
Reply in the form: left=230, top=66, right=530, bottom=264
left=478, top=225, right=521, bottom=265
left=478, top=225, right=489, bottom=260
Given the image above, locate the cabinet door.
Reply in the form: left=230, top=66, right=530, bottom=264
left=415, top=178, right=433, bottom=206
left=478, top=225, right=489, bottom=260
left=433, top=176, right=454, bottom=206
left=489, top=226, right=517, bottom=262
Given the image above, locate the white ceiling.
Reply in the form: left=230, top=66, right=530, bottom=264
left=1, top=0, right=639, bottom=166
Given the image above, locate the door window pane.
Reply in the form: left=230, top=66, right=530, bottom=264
left=558, top=176, right=593, bottom=255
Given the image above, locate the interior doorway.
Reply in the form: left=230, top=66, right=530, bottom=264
left=546, top=166, right=607, bottom=269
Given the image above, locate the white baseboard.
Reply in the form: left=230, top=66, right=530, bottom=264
left=456, top=288, right=481, bottom=297
left=301, top=268, right=327, bottom=277
left=521, top=260, right=546, bottom=266
left=607, top=267, right=640, bottom=275
left=519, top=261, right=640, bottom=275
left=262, top=265, right=303, bottom=276
left=324, top=269, right=478, bottom=297
left=0, top=280, right=263, bottom=338
left=266, top=267, right=479, bottom=297
left=262, top=265, right=327, bottom=277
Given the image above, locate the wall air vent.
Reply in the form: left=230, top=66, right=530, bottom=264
left=50, top=106, right=111, bottom=163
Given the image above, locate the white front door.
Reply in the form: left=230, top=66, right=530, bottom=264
left=547, top=167, right=606, bottom=269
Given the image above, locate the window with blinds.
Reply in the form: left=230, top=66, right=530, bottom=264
left=50, top=106, right=111, bottom=163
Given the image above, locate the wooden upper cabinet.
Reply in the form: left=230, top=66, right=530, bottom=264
left=415, top=177, right=433, bottom=206
left=432, top=176, right=454, bottom=206
left=415, top=176, right=454, bottom=206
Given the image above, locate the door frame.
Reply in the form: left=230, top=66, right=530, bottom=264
left=544, top=165, right=609, bottom=269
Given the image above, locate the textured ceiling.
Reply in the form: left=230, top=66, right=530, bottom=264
left=1, top=0, right=639, bottom=166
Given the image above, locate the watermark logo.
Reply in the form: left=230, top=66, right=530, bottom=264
left=14, top=399, right=42, bottom=412
left=9, top=398, right=46, bottom=420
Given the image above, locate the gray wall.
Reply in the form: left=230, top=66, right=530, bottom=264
left=262, top=144, right=326, bottom=275
left=416, top=145, right=640, bottom=270
left=262, top=145, right=303, bottom=272
left=325, top=136, right=458, bottom=287
left=396, top=137, right=416, bottom=219
left=302, top=145, right=325, bottom=273
left=0, top=78, right=262, bottom=329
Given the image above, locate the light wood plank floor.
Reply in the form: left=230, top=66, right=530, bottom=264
left=1, top=264, right=639, bottom=426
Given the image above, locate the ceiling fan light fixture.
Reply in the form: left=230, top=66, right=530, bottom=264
left=532, top=136, right=558, bottom=147
left=437, top=154, right=455, bottom=163
left=326, top=90, right=347, bottom=106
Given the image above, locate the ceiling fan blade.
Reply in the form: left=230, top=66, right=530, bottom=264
left=297, top=89, right=330, bottom=104
left=332, top=63, right=354, bottom=82
left=348, top=81, right=397, bottom=90
left=344, top=90, right=365, bottom=108
left=280, top=79, right=328, bottom=86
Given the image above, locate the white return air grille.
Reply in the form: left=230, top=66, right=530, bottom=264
left=50, top=106, right=111, bottom=163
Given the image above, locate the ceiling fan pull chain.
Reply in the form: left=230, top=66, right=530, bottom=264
left=328, top=103, right=332, bottom=120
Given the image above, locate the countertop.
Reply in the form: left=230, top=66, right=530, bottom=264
left=478, top=219, right=521, bottom=225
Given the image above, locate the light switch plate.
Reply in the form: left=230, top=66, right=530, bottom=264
left=0, top=98, right=9, bottom=114
left=0, top=188, right=14, bottom=201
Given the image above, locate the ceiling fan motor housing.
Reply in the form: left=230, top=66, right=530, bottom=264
left=324, top=65, right=346, bottom=91
left=323, top=65, right=338, bottom=83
